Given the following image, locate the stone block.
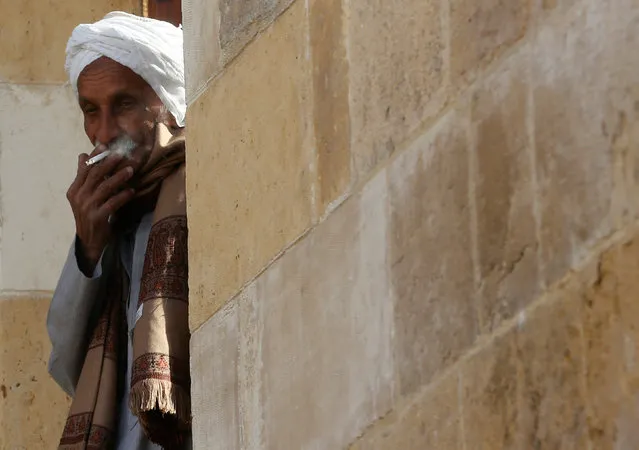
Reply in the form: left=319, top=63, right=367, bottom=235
left=389, top=113, right=476, bottom=396
left=350, top=374, right=461, bottom=450
left=190, top=302, right=240, bottom=450
left=471, top=49, right=540, bottom=333
left=346, top=0, right=448, bottom=182
left=598, top=0, right=639, bottom=227
left=256, top=173, right=393, bottom=449
left=0, top=84, right=88, bottom=291
left=236, top=283, right=264, bottom=450
left=219, top=0, right=294, bottom=66
left=182, top=0, right=222, bottom=103
left=532, top=1, right=618, bottom=286
left=462, top=288, right=589, bottom=449
left=582, top=237, right=639, bottom=449
left=191, top=173, right=394, bottom=449
left=186, top=1, right=314, bottom=330
left=310, top=0, right=351, bottom=212
left=611, top=396, right=639, bottom=450
left=537, top=0, right=579, bottom=14
left=461, top=334, right=518, bottom=450
left=0, top=296, right=71, bottom=450
left=449, top=0, right=530, bottom=86
left=0, top=0, right=140, bottom=83
left=613, top=240, right=639, bottom=385
left=516, top=292, right=589, bottom=449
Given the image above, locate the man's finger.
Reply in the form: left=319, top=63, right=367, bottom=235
left=68, top=153, right=91, bottom=195
left=98, top=188, right=135, bottom=217
left=83, top=153, right=124, bottom=191
left=92, top=166, right=134, bottom=205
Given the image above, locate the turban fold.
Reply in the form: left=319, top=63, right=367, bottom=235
left=65, top=11, right=186, bottom=127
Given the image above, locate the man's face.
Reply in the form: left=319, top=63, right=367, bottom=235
left=77, top=56, right=165, bottom=175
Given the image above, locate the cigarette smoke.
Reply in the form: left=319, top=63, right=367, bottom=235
left=95, top=134, right=138, bottom=158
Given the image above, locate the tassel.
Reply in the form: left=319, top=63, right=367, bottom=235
left=129, top=379, right=191, bottom=426
left=129, top=380, right=191, bottom=448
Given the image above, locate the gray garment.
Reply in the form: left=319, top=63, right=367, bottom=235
left=47, top=213, right=191, bottom=450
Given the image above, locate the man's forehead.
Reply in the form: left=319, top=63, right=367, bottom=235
left=77, top=57, right=150, bottom=98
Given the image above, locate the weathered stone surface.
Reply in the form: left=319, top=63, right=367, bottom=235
left=532, top=1, right=618, bottom=286
left=449, top=0, right=530, bottom=86
left=612, top=240, right=639, bottom=386
left=516, top=291, right=589, bottom=449
left=600, top=0, right=639, bottom=228
left=182, top=0, right=222, bottom=103
left=346, top=0, right=447, bottom=182
left=538, top=0, right=578, bottom=14
left=0, top=84, right=88, bottom=291
left=190, top=173, right=393, bottom=449
left=458, top=233, right=639, bottom=450
left=187, top=1, right=314, bottom=330
left=0, top=0, right=140, bottom=83
left=310, top=0, right=351, bottom=213
left=181, top=1, right=639, bottom=449
left=0, top=296, right=71, bottom=450
left=611, top=396, right=639, bottom=450
left=191, top=303, right=240, bottom=450
left=350, top=374, right=461, bottom=450
left=236, top=284, right=264, bottom=450
left=471, top=49, right=539, bottom=333
left=257, top=173, right=393, bottom=449
left=389, top=113, right=476, bottom=396
left=219, top=0, right=294, bottom=66
left=582, top=237, right=639, bottom=449
left=190, top=301, right=240, bottom=450
left=461, top=334, right=518, bottom=450
left=190, top=284, right=265, bottom=450
left=462, top=277, right=590, bottom=449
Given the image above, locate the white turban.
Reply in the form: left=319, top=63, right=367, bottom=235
left=65, top=11, right=186, bottom=127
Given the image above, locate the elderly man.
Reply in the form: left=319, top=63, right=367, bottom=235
left=47, top=12, right=191, bottom=450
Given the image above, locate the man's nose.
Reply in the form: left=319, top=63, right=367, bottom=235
left=95, top=113, right=121, bottom=146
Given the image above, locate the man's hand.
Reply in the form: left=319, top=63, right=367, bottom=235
left=67, top=152, right=135, bottom=275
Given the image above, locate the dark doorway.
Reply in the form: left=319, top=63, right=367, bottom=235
left=147, top=0, right=182, bottom=26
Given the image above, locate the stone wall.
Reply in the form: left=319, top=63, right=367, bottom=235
left=0, top=1, right=140, bottom=448
left=183, top=0, right=639, bottom=448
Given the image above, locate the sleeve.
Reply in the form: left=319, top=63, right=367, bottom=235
left=46, top=237, right=109, bottom=397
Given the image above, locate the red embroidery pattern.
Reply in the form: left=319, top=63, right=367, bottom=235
left=131, top=353, right=190, bottom=390
left=103, top=324, right=118, bottom=361
left=138, top=216, right=188, bottom=306
left=86, top=425, right=113, bottom=449
left=88, top=264, right=123, bottom=360
left=60, top=413, right=93, bottom=445
left=87, top=299, right=121, bottom=360
left=88, top=312, right=108, bottom=351
left=60, top=414, right=114, bottom=448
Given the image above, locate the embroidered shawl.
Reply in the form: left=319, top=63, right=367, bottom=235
left=58, top=128, right=190, bottom=450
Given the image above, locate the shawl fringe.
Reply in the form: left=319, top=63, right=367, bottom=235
left=129, top=379, right=191, bottom=426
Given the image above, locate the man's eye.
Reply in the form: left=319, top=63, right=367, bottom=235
left=83, top=107, right=98, bottom=115
left=120, top=99, right=136, bottom=109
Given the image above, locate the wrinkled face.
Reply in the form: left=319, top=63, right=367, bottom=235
left=77, top=56, right=167, bottom=174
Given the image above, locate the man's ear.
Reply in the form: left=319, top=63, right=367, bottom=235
left=156, top=105, right=181, bottom=134
left=167, top=115, right=179, bottom=132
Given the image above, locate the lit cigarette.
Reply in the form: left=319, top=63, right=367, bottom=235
left=86, top=150, right=111, bottom=166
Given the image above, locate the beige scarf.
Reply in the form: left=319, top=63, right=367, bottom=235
left=58, top=125, right=190, bottom=450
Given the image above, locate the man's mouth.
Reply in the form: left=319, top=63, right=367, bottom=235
left=86, top=134, right=139, bottom=166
